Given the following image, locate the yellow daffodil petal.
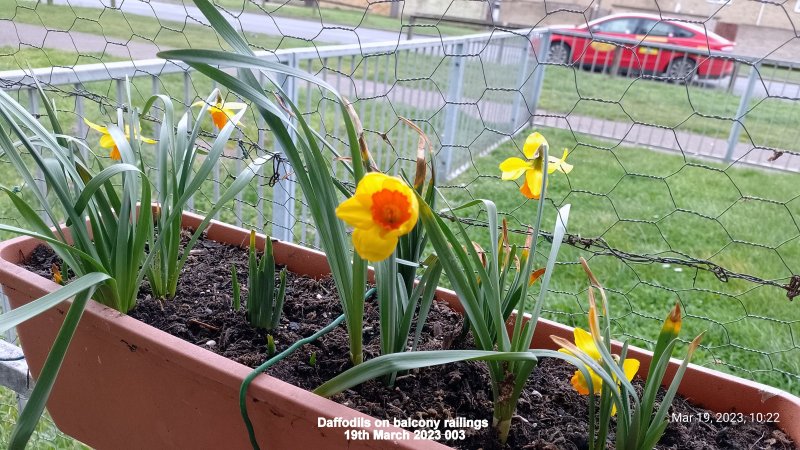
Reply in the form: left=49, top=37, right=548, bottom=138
left=622, top=358, right=640, bottom=382
left=99, top=133, right=116, bottom=149
left=522, top=167, right=544, bottom=199
left=337, top=172, right=418, bottom=262
left=573, top=328, right=602, bottom=361
left=352, top=227, right=398, bottom=262
left=335, top=195, right=375, bottom=229
left=547, top=149, right=573, bottom=174
left=83, top=118, right=108, bottom=134
left=499, top=157, right=532, bottom=180
left=141, top=136, right=157, bottom=144
left=522, top=132, right=548, bottom=159
left=222, top=108, right=246, bottom=127
left=222, top=102, right=247, bottom=110
left=355, top=172, right=390, bottom=196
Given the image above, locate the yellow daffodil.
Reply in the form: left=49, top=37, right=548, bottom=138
left=559, top=327, right=639, bottom=413
left=499, top=132, right=573, bottom=199
left=335, top=172, right=419, bottom=262
left=84, top=118, right=156, bottom=161
left=192, top=96, right=246, bottom=130
left=51, top=263, right=63, bottom=285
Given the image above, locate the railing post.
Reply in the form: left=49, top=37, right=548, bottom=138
left=527, top=30, right=551, bottom=126
left=406, top=16, right=416, bottom=40
left=438, top=42, right=466, bottom=182
left=510, top=38, right=531, bottom=132
left=726, top=61, right=740, bottom=94
left=183, top=71, right=194, bottom=210
left=271, top=54, right=298, bottom=242
left=0, top=288, right=28, bottom=411
left=725, top=63, right=759, bottom=163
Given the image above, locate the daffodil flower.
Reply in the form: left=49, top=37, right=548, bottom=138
left=51, top=263, right=63, bottom=285
left=499, top=132, right=573, bottom=199
left=335, top=172, right=419, bottom=262
left=192, top=96, right=246, bottom=130
left=84, top=118, right=156, bottom=161
left=559, top=327, right=640, bottom=413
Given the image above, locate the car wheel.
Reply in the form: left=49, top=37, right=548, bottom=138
left=665, top=57, right=696, bottom=84
left=547, top=42, right=571, bottom=64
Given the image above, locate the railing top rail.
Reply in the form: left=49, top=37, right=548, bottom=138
left=0, top=28, right=539, bottom=90
left=5, top=25, right=796, bottom=91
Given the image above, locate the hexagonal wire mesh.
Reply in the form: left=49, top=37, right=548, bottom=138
left=0, top=0, right=799, bottom=446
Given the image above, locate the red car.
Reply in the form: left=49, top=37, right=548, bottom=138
left=544, top=13, right=736, bottom=81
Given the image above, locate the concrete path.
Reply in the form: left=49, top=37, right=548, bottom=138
left=51, top=0, right=405, bottom=45
left=0, top=22, right=164, bottom=60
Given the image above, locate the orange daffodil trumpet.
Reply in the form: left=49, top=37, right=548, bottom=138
left=558, top=327, right=640, bottom=405
left=499, top=132, right=573, bottom=199
left=84, top=119, right=156, bottom=161
left=335, top=172, right=419, bottom=262
left=192, top=94, right=246, bottom=130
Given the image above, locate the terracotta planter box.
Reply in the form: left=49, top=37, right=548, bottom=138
left=0, top=212, right=798, bottom=449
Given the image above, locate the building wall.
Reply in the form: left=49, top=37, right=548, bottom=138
left=284, top=0, right=392, bottom=16
left=403, top=0, right=800, bottom=31
left=402, top=0, right=489, bottom=20
left=608, top=0, right=800, bottom=30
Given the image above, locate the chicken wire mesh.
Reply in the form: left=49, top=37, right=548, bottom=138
left=0, top=0, right=799, bottom=446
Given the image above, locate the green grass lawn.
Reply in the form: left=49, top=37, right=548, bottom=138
left=739, top=63, right=800, bottom=85
left=538, top=65, right=800, bottom=151
left=0, top=47, right=121, bottom=69
left=442, top=126, right=800, bottom=395
left=0, top=386, right=88, bottom=449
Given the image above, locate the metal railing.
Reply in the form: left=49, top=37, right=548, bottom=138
left=0, top=29, right=545, bottom=412
left=0, top=28, right=546, bottom=243
left=3, top=28, right=798, bottom=247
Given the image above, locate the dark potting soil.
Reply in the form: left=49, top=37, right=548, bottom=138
left=22, top=240, right=796, bottom=450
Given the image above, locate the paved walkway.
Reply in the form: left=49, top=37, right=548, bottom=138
left=51, top=0, right=405, bottom=45
left=0, top=22, right=163, bottom=60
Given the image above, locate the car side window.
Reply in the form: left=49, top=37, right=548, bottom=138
left=592, top=18, right=640, bottom=34
left=639, top=20, right=695, bottom=38
left=671, top=26, right=694, bottom=38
